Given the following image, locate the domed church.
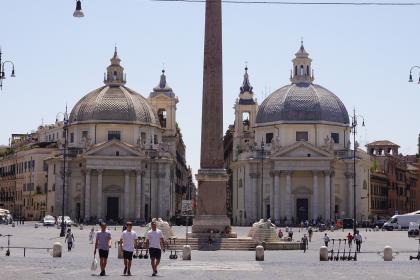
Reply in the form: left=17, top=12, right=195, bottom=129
left=228, top=43, right=371, bottom=226
left=46, top=49, right=191, bottom=223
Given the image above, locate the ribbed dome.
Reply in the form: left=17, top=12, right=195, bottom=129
left=69, top=85, right=160, bottom=126
left=256, top=82, right=349, bottom=125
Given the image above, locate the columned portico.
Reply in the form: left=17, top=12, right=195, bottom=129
left=84, top=169, right=91, bottom=220
left=324, top=170, right=331, bottom=220
left=312, top=171, right=319, bottom=220
left=97, top=169, right=103, bottom=218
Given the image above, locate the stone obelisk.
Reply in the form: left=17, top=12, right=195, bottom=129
left=191, top=0, right=231, bottom=235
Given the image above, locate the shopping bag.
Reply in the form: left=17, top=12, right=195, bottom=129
left=91, top=257, right=98, bottom=271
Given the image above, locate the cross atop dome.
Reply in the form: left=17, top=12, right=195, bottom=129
left=104, top=47, right=126, bottom=86
left=290, top=41, right=314, bottom=84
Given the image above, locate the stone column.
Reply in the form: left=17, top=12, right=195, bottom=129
left=312, top=171, right=319, bottom=220
left=135, top=170, right=142, bottom=220
left=285, top=171, right=292, bottom=221
left=124, top=170, right=130, bottom=219
left=84, top=169, right=91, bottom=221
left=324, top=170, right=331, bottom=221
left=97, top=169, right=103, bottom=219
left=244, top=173, right=254, bottom=223
left=274, top=171, right=280, bottom=221
left=346, top=172, right=354, bottom=218
left=269, top=172, right=274, bottom=219
left=330, top=171, right=336, bottom=219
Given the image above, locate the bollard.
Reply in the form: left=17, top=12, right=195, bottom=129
left=320, top=246, right=329, bottom=261
left=383, top=246, right=393, bottom=261
left=79, top=225, right=83, bottom=230
left=34, top=223, right=39, bottom=229
left=12, top=223, right=15, bottom=228
left=183, top=245, right=191, bottom=260
left=53, top=242, right=62, bottom=258
left=255, top=245, right=264, bottom=261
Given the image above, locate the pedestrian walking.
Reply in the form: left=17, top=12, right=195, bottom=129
left=354, top=231, right=363, bottom=252
left=301, top=234, right=308, bottom=253
left=65, top=228, right=75, bottom=251
left=145, top=220, right=165, bottom=277
left=323, top=233, right=330, bottom=247
left=308, top=227, right=313, bottom=242
left=347, top=232, right=353, bottom=248
left=89, top=227, right=95, bottom=244
left=119, top=222, right=138, bottom=276
left=94, top=222, right=112, bottom=276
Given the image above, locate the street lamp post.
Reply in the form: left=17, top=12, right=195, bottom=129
left=408, top=66, right=420, bottom=84
left=56, top=107, right=69, bottom=237
left=0, top=48, right=16, bottom=90
left=351, top=108, right=365, bottom=234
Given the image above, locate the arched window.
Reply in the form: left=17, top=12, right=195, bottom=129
left=307, top=65, right=310, bottom=76
left=294, top=66, right=298, bottom=76
left=158, top=108, right=167, bottom=128
left=242, top=112, right=250, bottom=130
left=113, top=71, right=118, bottom=80
left=300, top=65, right=304, bottom=75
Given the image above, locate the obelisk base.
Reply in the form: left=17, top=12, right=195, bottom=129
left=190, top=169, right=235, bottom=237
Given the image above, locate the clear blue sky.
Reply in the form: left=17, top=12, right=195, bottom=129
left=1, top=0, right=420, bottom=175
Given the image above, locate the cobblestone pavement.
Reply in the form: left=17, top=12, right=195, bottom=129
left=1, top=223, right=420, bottom=279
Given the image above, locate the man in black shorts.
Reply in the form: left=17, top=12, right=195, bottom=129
left=94, top=222, right=112, bottom=276
left=119, top=222, right=138, bottom=276
left=146, top=221, right=165, bottom=276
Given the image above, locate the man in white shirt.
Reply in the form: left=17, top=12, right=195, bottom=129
left=146, top=221, right=165, bottom=277
left=119, top=222, right=138, bottom=276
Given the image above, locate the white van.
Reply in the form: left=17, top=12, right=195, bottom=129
left=384, top=213, right=420, bottom=231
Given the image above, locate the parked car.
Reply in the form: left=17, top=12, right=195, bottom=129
left=342, top=218, right=354, bottom=229
left=43, top=215, right=56, bottom=226
left=373, top=219, right=387, bottom=229
left=57, top=216, right=74, bottom=226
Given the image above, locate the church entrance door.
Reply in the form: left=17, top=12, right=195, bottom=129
left=106, top=197, right=119, bottom=222
left=296, top=198, right=308, bottom=222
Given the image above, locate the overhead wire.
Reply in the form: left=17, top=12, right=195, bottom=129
left=150, top=0, right=420, bottom=6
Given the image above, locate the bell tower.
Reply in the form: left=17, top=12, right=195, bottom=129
left=233, top=67, right=258, bottom=160
left=149, top=70, right=179, bottom=137
left=290, top=41, right=314, bottom=84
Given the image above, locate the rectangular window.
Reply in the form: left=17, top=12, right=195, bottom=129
left=82, top=131, right=88, bottom=138
left=70, top=132, right=74, bottom=143
left=141, top=132, right=146, bottom=144
left=331, top=133, right=339, bottom=144
left=296, top=131, right=308, bottom=141
left=108, top=131, right=121, bottom=141
left=154, top=134, right=158, bottom=144
left=266, top=133, right=274, bottom=144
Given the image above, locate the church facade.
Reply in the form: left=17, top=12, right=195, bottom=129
left=42, top=49, right=192, bottom=223
left=227, top=44, right=371, bottom=226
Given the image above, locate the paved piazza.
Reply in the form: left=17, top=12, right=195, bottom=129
left=1, top=223, right=420, bottom=279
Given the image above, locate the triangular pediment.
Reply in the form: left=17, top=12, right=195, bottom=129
left=84, top=140, right=144, bottom=157
left=271, top=141, right=333, bottom=159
